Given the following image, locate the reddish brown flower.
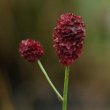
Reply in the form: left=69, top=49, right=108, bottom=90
left=19, top=39, right=44, bottom=62
left=53, top=13, right=86, bottom=65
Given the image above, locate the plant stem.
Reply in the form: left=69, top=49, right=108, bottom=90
left=37, top=59, right=63, bottom=101
left=62, top=66, right=69, bottom=110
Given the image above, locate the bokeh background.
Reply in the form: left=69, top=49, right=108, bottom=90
left=0, top=0, right=110, bottom=110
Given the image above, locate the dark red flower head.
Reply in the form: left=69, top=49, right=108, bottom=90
left=19, top=38, right=44, bottom=62
left=53, top=13, right=86, bottom=65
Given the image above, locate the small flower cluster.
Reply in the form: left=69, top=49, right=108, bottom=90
left=19, top=39, right=44, bottom=62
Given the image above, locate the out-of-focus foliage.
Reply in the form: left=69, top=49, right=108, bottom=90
left=0, top=0, right=110, bottom=110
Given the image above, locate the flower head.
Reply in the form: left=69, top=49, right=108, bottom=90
left=53, top=13, right=86, bottom=65
left=19, top=38, right=44, bottom=62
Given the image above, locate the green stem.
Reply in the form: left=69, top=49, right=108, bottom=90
left=62, top=66, right=69, bottom=110
left=37, top=59, right=63, bottom=101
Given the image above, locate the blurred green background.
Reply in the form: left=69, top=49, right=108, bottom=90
left=0, top=0, right=110, bottom=110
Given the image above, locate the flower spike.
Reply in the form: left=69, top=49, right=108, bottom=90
left=53, top=13, right=86, bottom=65
left=19, top=38, right=44, bottom=62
